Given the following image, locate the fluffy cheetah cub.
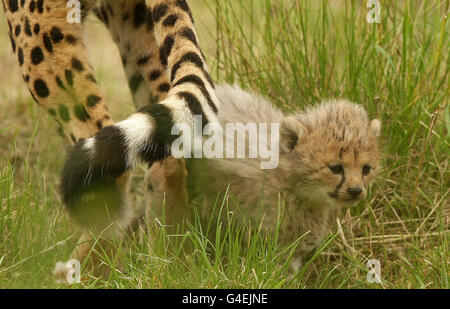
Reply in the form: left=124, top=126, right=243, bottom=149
left=147, top=85, right=381, bottom=265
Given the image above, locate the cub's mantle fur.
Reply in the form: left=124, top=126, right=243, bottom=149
left=147, top=84, right=381, bottom=262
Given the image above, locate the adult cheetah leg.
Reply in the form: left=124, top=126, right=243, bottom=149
left=2, top=0, right=131, bottom=278
left=94, top=0, right=170, bottom=110
left=2, top=0, right=113, bottom=142
left=90, top=1, right=188, bottom=230
left=73, top=0, right=200, bottom=270
left=99, top=1, right=190, bottom=225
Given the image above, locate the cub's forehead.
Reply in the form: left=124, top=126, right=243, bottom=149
left=303, top=99, right=369, bottom=126
left=337, top=144, right=377, bottom=161
left=301, top=100, right=371, bottom=141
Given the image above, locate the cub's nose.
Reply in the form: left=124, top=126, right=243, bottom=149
left=348, top=187, right=362, bottom=197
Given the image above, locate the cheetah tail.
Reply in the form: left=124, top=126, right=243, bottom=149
left=60, top=111, right=168, bottom=228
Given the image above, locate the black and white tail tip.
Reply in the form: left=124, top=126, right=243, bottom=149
left=60, top=112, right=169, bottom=227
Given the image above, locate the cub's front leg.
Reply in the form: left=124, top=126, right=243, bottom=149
left=146, top=157, right=190, bottom=227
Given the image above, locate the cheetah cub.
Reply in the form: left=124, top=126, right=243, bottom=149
left=147, top=84, right=381, bottom=266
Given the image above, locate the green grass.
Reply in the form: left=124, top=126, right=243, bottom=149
left=0, top=0, right=448, bottom=288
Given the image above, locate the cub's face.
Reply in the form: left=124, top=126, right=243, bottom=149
left=307, top=139, right=380, bottom=204
left=281, top=100, right=381, bottom=206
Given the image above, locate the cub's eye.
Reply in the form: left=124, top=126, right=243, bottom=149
left=328, top=164, right=344, bottom=175
left=362, top=165, right=372, bottom=176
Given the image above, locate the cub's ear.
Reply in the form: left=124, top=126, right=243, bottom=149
left=280, top=116, right=306, bottom=152
left=369, top=119, right=381, bottom=137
